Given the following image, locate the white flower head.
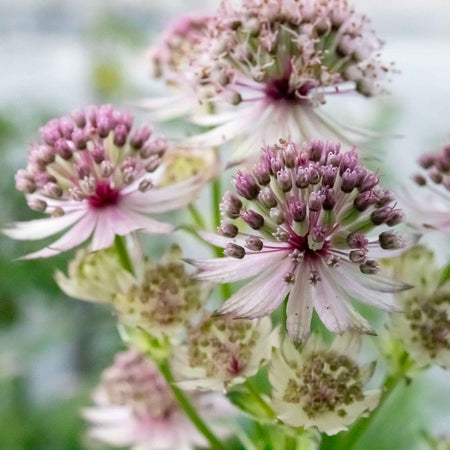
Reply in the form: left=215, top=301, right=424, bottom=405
left=174, top=315, right=277, bottom=391
left=84, top=349, right=233, bottom=449
left=5, top=104, right=207, bottom=258
left=384, top=246, right=450, bottom=369
left=269, top=334, right=380, bottom=435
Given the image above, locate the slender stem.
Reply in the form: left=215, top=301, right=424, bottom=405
left=285, top=434, right=297, bottom=450
left=188, top=203, right=207, bottom=230
left=211, top=174, right=232, bottom=300
left=114, top=235, right=134, bottom=275
left=342, top=375, right=404, bottom=449
left=244, top=379, right=276, bottom=418
left=156, top=359, right=227, bottom=450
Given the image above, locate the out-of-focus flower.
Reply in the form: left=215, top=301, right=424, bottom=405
left=183, top=0, right=392, bottom=166
left=142, top=15, right=215, bottom=120
left=383, top=246, right=450, bottom=370
left=269, top=334, right=380, bottom=435
left=56, top=245, right=208, bottom=341
left=398, top=142, right=450, bottom=233
left=4, top=104, right=206, bottom=258
left=173, top=315, right=276, bottom=391
left=84, top=349, right=233, bottom=449
left=188, top=139, right=416, bottom=343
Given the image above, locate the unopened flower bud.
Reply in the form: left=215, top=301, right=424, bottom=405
left=221, top=192, right=242, bottom=219
left=235, top=172, right=259, bottom=200
left=219, top=222, right=238, bottom=238
left=258, top=187, right=277, bottom=208
left=379, top=231, right=406, bottom=250
left=242, top=210, right=264, bottom=229
left=28, top=198, right=47, bottom=212
left=350, top=249, right=367, bottom=263
left=245, top=236, right=263, bottom=251
left=224, top=243, right=245, bottom=259
left=360, top=260, right=379, bottom=275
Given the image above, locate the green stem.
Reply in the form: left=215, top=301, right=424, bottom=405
left=343, top=375, right=404, bottom=449
left=211, top=175, right=232, bottom=300
left=244, top=379, right=276, bottom=418
left=188, top=203, right=207, bottom=230
left=156, top=359, right=227, bottom=450
left=114, top=235, right=134, bottom=275
left=285, top=434, right=297, bottom=450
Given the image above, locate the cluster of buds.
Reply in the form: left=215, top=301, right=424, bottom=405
left=270, top=334, right=380, bottom=435
left=174, top=316, right=275, bottom=390
left=191, top=138, right=410, bottom=342
left=15, top=104, right=167, bottom=215
left=384, top=246, right=450, bottom=370
left=200, top=0, right=391, bottom=105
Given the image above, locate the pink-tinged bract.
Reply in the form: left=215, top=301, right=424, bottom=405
left=4, top=104, right=205, bottom=258
left=188, top=139, right=416, bottom=343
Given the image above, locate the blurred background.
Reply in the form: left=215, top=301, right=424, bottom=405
left=0, top=0, right=449, bottom=448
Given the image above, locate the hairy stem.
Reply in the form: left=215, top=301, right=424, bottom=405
left=114, top=235, right=134, bottom=275
left=156, top=359, right=227, bottom=450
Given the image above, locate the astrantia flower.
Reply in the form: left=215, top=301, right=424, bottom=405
left=174, top=315, right=276, bottom=391
left=269, top=334, right=380, bottom=435
left=188, top=139, right=416, bottom=343
left=84, top=349, right=232, bottom=449
left=143, top=15, right=215, bottom=120
left=383, top=246, right=450, bottom=369
left=398, top=142, right=450, bottom=233
left=56, top=245, right=208, bottom=341
left=4, top=104, right=206, bottom=258
left=185, top=0, right=392, bottom=166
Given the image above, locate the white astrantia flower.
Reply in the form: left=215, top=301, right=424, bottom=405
left=269, top=334, right=380, bottom=435
left=84, top=349, right=233, bottom=450
left=173, top=315, right=277, bottom=391
left=383, top=246, right=450, bottom=370
left=188, top=139, right=417, bottom=343
left=397, top=142, right=450, bottom=234
left=154, top=0, right=392, bottom=167
left=56, top=245, right=209, bottom=342
left=4, top=104, right=210, bottom=259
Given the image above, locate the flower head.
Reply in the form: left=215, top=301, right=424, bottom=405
left=174, top=315, right=276, bottom=391
left=56, top=245, right=208, bottom=341
left=398, top=142, right=450, bottom=233
left=189, top=139, right=416, bottom=343
left=383, top=246, right=450, bottom=370
left=84, top=349, right=232, bottom=449
left=184, top=0, right=392, bottom=165
left=269, top=334, right=380, bottom=435
left=4, top=104, right=206, bottom=258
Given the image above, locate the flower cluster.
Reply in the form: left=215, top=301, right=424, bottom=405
left=174, top=315, right=275, bottom=390
left=5, top=104, right=206, bottom=258
left=84, top=349, right=232, bottom=449
left=270, top=334, right=380, bottom=435
left=384, top=246, right=450, bottom=369
left=190, top=138, right=413, bottom=342
left=57, top=244, right=208, bottom=341
left=181, top=0, right=392, bottom=164
left=401, top=142, right=450, bottom=233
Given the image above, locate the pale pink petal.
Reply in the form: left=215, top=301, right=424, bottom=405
left=20, top=212, right=97, bottom=259
left=286, top=263, right=314, bottom=344
left=83, top=406, right=131, bottom=424
left=120, top=208, right=174, bottom=234
left=367, top=232, right=421, bottom=259
left=91, top=210, right=116, bottom=251
left=218, top=258, right=293, bottom=318
left=188, top=249, right=289, bottom=283
left=3, top=208, right=86, bottom=240
left=313, top=264, right=374, bottom=334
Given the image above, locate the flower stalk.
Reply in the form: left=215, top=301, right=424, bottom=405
left=114, top=235, right=134, bottom=275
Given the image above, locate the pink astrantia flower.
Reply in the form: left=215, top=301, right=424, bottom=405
left=397, top=142, right=450, bottom=233
left=84, top=349, right=233, bottom=450
left=4, top=104, right=205, bottom=258
left=188, top=139, right=416, bottom=343
left=183, top=0, right=393, bottom=166
left=141, top=15, right=215, bottom=120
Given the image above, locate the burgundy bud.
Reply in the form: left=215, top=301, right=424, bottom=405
left=349, top=249, right=367, bottom=263
left=28, top=198, right=47, bottom=212
left=130, top=126, right=152, bottom=150
left=418, top=153, right=434, bottom=169
left=221, top=192, right=242, bottom=219
left=72, top=128, right=87, bottom=150
left=322, top=188, right=336, bottom=210
left=245, top=236, right=263, bottom=251
left=113, top=124, right=128, bottom=147
left=359, top=260, right=379, bottom=275
left=340, top=150, right=358, bottom=175
left=311, top=226, right=325, bottom=243
left=270, top=207, right=285, bottom=225
left=44, top=182, right=63, bottom=199
left=235, top=172, right=260, bottom=200
left=71, top=109, right=86, bottom=128
left=341, top=169, right=357, bottom=193
left=55, top=139, right=72, bottom=160
left=287, top=197, right=306, bottom=222
left=224, top=243, right=245, bottom=259
left=347, top=232, right=368, bottom=249
left=375, top=189, right=395, bottom=207
left=92, top=144, right=106, bottom=164
left=386, top=210, right=404, bottom=227
left=295, top=168, right=309, bottom=188
left=379, top=231, right=406, bottom=250
left=308, top=167, right=321, bottom=185
left=138, top=179, right=153, bottom=192
left=370, top=206, right=394, bottom=225
left=242, top=210, right=265, bottom=229
left=354, top=191, right=376, bottom=212
left=145, top=155, right=160, bottom=173
left=359, top=172, right=379, bottom=192
left=309, top=191, right=323, bottom=212
left=253, top=161, right=271, bottom=185
left=219, top=222, right=239, bottom=238
left=327, top=152, right=342, bottom=167
left=97, top=115, right=113, bottom=138
left=322, top=166, right=337, bottom=187
left=429, top=167, right=443, bottom=184
left=308, top=139, right=324, bottom=162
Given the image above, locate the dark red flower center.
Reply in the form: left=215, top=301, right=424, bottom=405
left=88, top=182, right=120, bottom=209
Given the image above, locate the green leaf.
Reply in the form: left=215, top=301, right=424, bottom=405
left=438, top=262, right=450, bottom=287
left=227, top=389, right=274, bottom=421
